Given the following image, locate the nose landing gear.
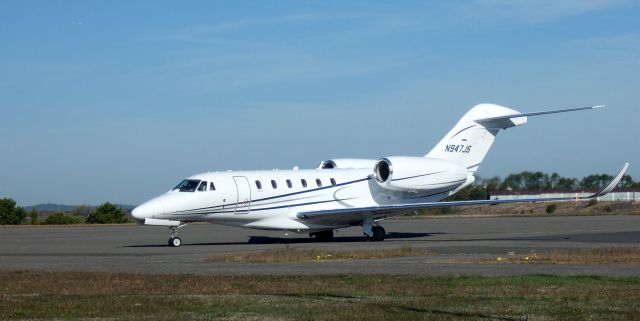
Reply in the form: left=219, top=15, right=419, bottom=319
left=168, top=225, right=185, bottom=247
left=169, top=236, right=181, bottom=247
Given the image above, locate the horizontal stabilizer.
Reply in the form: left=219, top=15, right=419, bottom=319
left=515, top=105, right=605, bottom=117
left=475, top=105, right=604, bottom=129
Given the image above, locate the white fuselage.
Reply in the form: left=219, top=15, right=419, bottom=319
left=133, top=167, right=465, bottom=233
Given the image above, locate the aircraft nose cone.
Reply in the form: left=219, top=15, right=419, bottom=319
left=131, top=201, right=163, bottom=221
left=131, top=206, right=144, bottom=220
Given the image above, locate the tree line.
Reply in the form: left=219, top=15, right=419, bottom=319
left=497, top=172, right=637, bottom=191
left=1, top=171, right=638, bottom=225
left=0, top=199, right=129, bottom=225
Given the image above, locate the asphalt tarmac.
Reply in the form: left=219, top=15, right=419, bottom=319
left=1, top=215, right=639, bottom=276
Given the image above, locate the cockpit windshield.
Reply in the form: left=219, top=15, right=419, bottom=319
left=172, top=179, right=201, bottom=192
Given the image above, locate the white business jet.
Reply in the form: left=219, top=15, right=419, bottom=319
left=132, top=104, right=629, bottom=247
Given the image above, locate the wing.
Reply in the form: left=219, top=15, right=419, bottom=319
left=297, top=163, right=628, bottom=225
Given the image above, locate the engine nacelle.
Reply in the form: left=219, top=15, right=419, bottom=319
left=373, top=156, right=468, bottom=192
left=318, top=158, right=377, bottom=169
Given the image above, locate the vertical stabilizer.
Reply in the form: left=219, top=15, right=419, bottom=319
left=426, top=103, right=525, bottom=173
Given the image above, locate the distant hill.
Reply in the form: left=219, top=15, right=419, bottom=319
left=24, top=203, right=135, bottom=212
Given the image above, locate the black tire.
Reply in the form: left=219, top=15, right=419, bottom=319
left=169, top=237, right=182, bottom=247
left=313, top=230, right=334, bottom=242
left=369, top=226, right=386, bottom=241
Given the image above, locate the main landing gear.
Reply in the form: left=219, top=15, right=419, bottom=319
left=363, top=217, right=386, bottom=241
left=369, top=226, right=386, bottom=241
left=168, top=225, right=183, bottom=247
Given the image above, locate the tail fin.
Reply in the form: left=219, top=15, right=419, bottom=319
left=426, top=103, right=603, bottom=173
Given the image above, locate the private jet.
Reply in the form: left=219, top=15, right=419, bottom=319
left=132, top=104, right=628, bottom=247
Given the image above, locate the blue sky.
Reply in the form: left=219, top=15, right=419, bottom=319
left=1, top=1, right=638, bottom=206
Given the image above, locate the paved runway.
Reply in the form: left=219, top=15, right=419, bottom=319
left=1, top=215, right=639, bottom=276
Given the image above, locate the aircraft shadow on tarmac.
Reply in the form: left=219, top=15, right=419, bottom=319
left=124, top=232, right=438, bottom=248
left=245, top=232, right=436, bottom=245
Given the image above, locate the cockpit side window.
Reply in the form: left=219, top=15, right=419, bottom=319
left=197, top=181, right=208, bottom=192
left=209, top=182, right=216, bottom=191
left=172, top=179, right=201, bottom=192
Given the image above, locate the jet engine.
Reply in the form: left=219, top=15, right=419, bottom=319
left=373, top=156, right=468, bottom=192
left=318, top=159, right=377, bottom=169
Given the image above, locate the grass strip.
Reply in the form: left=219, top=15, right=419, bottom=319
left=1, top=271, right=640, bottom=320
left=207, top=246, right=433, bottom=263
left=487, top=247, right=640, bottom=265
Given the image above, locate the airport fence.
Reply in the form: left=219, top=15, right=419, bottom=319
left=490, top=190, right=639, bottom=202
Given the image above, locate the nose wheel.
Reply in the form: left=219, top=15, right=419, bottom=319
left=168, top=236, right=182, bottom=247
left=168, top=226, right=182, bottom=247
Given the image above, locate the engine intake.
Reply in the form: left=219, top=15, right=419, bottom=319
left=374, top=158, right=392, bottom=182
left=319, top=160, right=337, bottom=169
left=318, top=159, right=377, bottom=169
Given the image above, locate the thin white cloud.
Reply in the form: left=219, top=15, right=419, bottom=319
left=133, top=10, right=423, bottom=94
left=153, top=46, right=422, bottom=95
left=465, top=0, right=632, bottom=23
left=578, top=33, right=640, bottom=47
left=571, top=33, right=640, bottom=62
left=154, top=12, right=363, bottom=42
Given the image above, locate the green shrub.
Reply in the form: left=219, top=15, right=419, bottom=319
left=29, top=209, right=38, bottom=225
left=587, top=199, right=598, bottom=207
left=439, top=206, right=455, bottom=214
left=86, top=202, right=129, bottom=224
left=44, top=212, right=81, bottom=225
left=0, top=198, right=27, bottom=225
left=545, top=204, right=558, bottom=214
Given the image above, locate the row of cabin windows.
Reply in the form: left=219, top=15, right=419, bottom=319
left=256, top=178, right=336, bottom=190
left=179, top=178, right=338, bottom=192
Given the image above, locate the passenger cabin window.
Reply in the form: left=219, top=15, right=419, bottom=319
left=271, top=180, right=277, bottom=189
left=286, top=179, right=292, bottom=188
left=301, top=179, right=307, bottom=188
left=197, top=181, right=208, bottom=192
left=316, top=179, right=322, bottom=187
left=173, top=179, right=201, bottom=192
left=209, top=182, right=216, bottom=191
left=255, top=180, right=262, bottom=190
left=330, top=178, right=337, bottom=186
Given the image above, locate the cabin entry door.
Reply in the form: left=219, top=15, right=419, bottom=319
left=233, top=176, right=251, bottom=214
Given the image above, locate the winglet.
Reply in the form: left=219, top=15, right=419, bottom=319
left=588, top=163, right=629, bottom=198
